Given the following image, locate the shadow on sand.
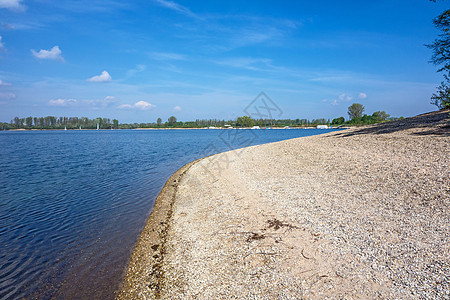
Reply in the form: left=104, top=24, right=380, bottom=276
left=333, top=109, right=450, bottom=138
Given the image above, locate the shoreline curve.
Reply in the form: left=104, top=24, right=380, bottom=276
left=116, top=158, right=202, bottom=299
left=117, top=109, right=449, bottom=299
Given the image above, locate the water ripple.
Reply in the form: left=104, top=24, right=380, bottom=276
left=0, top=128, right=339, bottom=299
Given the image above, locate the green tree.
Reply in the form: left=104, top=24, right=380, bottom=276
left=13, top=116, right=20, bottom=128
left=372, top=111, right=390, bottom=122
left=157, top=117, right=162, bottom=126
left=331, top=117, right=345, bottom=125
left=168, top=116, right=177, bottom=126
left=427, top=2, right=450, bottom=109
left=25, top=117, right=33, bottom=127
left=347, top=103, right=365, bottom=120
left=113, top=119, right=119, bottom=129
left=236, top=116, right=255, bottom=127
left=431, top=78, right=450, bottom=109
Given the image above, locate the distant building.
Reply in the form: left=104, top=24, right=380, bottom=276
left=316, top=125, right=328, bottom=129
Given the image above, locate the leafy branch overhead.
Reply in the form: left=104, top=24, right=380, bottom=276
left=427, top=1, right=450, bottom=109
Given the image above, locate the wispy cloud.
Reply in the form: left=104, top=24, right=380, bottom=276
left=0, top=0, right=25, bottom=11
left=234, top=27, right=280, bottom=46
left=87, top=70, right=112, bottom=82
left=118, top=100, right=155, bottom=110
left=154, top=0, right=198, bottom=18
left=126, top=64, right=146, bottom=77
left=0, top=36, right=4, bottom=49
left=50, top=0, right=128, bottom=13
left=0, top=80, right=11, bottom=86
left=48, top=96, right=117, bottom=109
left=31, top=46, right=64, bottom=61
left=149, top=52, right=186, bottom=73
left=83, top=96, right=117, bottom=109
left=338, top=93, right=353, bottom=102
left=48, top=98, right=77, bottom=106
left=151, top=52, right=186, bottom=61
left=173, top=105, right=181, bottom=112
left=323, top=92, right=365, bottom=106
left=215, top=57, right=273, bottom=71
left=0, top=77, right=15, bottom=100
left=0, top=92, right=15, bottom=99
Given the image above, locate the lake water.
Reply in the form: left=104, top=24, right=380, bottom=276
left=0, top=128, right=338, bottom=299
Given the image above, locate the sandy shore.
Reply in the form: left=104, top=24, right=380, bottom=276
left=118, top=110, right=449, bottom=299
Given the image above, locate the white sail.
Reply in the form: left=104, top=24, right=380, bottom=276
left=97, top=123, right=99, bottom=130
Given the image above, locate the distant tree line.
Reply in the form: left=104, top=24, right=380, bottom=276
left=136, top=109, right=399, bottom=129
left=2, top=106, right=399, bottom=131
left=330, top=103, right=400, bottom=126
left=135, top=115, right=334, bottom=129
left=1, top=116, right=119, bottom=130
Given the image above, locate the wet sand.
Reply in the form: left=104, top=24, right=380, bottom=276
left=118, top=110, right=449, bottom=299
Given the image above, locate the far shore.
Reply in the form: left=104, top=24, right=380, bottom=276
left=118, top=109, right=449, bottom=299
left=3, top=126, right=347, bottom=131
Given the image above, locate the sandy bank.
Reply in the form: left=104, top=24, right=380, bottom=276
left=118, top=110, right=449, bottom=299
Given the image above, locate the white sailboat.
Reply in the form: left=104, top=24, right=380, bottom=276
left=96, top=123, right=99, bottom=130
left=64, top=126, right=67, bottom=131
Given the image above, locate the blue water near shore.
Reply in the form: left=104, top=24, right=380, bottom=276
left=0, top=128, right=338, bottom=299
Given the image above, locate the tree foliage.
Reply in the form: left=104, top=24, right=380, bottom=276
left=331, top=117, right=345, bottom=125
left=427, top=2, right=450, bottom=109
left=6, top=116, right=116, bottom=129
left=236, top=116, right=255, bottom=127
left=431, top=75, right=450, bottom=109
left=427, top=8, right=450, bottom=73
left=372, top=111, right=390, bottom=122
left=347, top=103, right=365, bottom=120
left=168, top=116, right=177, bottom=126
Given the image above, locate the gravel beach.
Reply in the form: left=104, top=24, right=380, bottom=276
left=118, top=110, right=449, bottom=299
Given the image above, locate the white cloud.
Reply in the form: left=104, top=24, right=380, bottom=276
left=31, top=46, right=64, bottom=61
left=0, top=0, right=25, bottom=11
left=87, top=70, right=112, bottom=82
left=135, top=101, right=155, bottom=110
left=118, top=100, right=155, bottom=110
left=126, top=64, right=146, bottom=77
left=48, top=96, right=117, bottom=109
left=0, top=36, right=3, bottom=48
left=0, top=92, right=15, bottom=99
left=48, top=98, right=77, bottom=106
left=323, top=93, right=356, bottom=106
left=0, top=79, right=11, bottom=86
left=338, top=93, right=353, bottom=102
left=215, top=57, right=272, bottom=71
left=154, top=0, right=197, bottom=18
left=151, top=52, right=186, bottom=61
left=358, top=92, right=367, bottom=99
left=173, top=105, right=181, bottom=112
left=83, top=96, right=117, bottom=109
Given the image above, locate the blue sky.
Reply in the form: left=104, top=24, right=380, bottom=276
left=0, top=0, right=448, bottom=123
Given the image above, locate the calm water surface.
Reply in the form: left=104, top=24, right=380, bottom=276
left=0, top=128, right=338, bottom=299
